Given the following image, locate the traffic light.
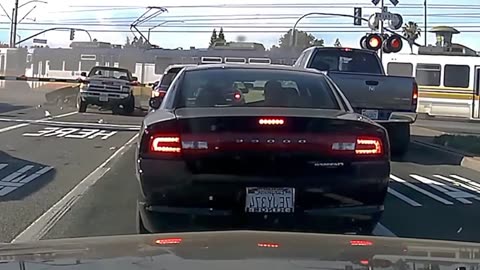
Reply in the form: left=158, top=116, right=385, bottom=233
left=360, top=33, right=383, bottom=51
left=383, top=34, right=403, bottom=53
left=353, top=7, right=362, bottom=26
left=70, top=29, right=75, bottom=41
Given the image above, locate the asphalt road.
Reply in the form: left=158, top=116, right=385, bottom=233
left=1, top=86, right=480, bottom=244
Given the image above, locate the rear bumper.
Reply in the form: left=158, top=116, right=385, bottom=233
left=136, top=158, right=390, bottom=232
left=378, top=111, right=417, bottom=124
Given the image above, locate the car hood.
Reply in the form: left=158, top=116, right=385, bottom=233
left=1, top=231, right=479, bottom=270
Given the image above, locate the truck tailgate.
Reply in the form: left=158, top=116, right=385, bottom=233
left=328, top=72, right=415, bottom=111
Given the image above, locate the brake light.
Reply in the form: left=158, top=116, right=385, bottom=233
left=234, top=91, right=242, bottom=100
left=150, top=134, right=181, bottom=153
left=152, top=90, right=167, bottom=98
left=350, top=239, right=374, bottom=246
left=342, top=48, right=352, bottom=52
left=257, top=242, right=280, bottom=248
left=129, top=81, right=140, bottom=86
left=259, top=118, right=285, bottom=125
left=355, top=137, right=382, bottom=155
left=412, top=81, right=418, bottom=106
left=155, top=238, right=182, bottom=245
left=360, top=260, right=369, bottom=265
left=332, top=136, right=383, bottom=155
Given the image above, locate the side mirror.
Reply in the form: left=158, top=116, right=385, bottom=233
left=81, top=72, right=87, bottom=77
left=132, top=76, right=138, bottom=82
left=149, top=97, right=163, bottom=110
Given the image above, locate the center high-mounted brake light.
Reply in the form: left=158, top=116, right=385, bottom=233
left=332, top=136, right=383, bottom=156
left=150, top=134, right=181, bottom=153
left=259, top=118, right=285, bottom=125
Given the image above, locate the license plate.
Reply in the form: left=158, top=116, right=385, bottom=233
left=361, top=109, right=379, bottom=120
left=245, top=187, right=295, bottom=213
left=99, top=95, right=108, bottom=102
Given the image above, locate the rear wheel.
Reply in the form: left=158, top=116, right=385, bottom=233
left=387, top=123, right=410, bottom=157
left=136, top=202, right=149, bottom=234
left=123, top=96, right=135, bottom=115
left=77, top=97, right=87, bottom=113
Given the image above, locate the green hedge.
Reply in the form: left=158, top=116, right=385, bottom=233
left=433, top=134, right=480, bottom=155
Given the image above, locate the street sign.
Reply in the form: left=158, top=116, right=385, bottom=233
left=376, top=11, right=396, bottom=20
left=33, top=39, right=47, bottom=44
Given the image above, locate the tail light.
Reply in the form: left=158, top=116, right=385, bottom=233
left=332, top=136, right=383, bottom=156
left=257, top=242, right=280, bottom=248
left=129, top=81, right=140, bottom=86
left=152, top=90, right=167, bottom=98
left=412, top=81, right=418, bottom=106
left=155, top=238, right=182, bottom=245
left=233, top=90, right=242, bottom=101
left=149, top=134, right=181, bottom=154
left=350, top=239, right=374, bottom=246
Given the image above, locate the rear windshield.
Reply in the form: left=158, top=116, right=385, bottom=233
left=310, top=49, right=383, bottom=74
left=88, top=67, right=131, bottom=80
left=176, top=68, right=340, bottom=110
left=160, top=68, right=182, bottom=87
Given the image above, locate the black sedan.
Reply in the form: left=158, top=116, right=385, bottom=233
left=136, top=64, right=391, bottom=235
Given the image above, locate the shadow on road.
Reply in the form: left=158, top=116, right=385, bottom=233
left=0, top=151, right=56, bottom=202
left=391, top=136, right=464, bottom=166
left=0, top=103, right=30, bottom=114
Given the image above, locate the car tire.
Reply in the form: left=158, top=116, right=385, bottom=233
left=136, top=202, right=150, bottom=234
left=388, top=123, right=410, bottom=157
left=123, top=96, right=135, bottom=115
left=77, top=97, right=87, bottom=113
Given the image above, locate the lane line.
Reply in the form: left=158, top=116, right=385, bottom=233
left=372, top=223, right=396, bottom=237
left=387, top=187, right=422, bottom=207
left=390, top=174, right=454, bottom=205
left=0, top=111, right=78, bottom=134
left=11, top=133, right=139, bottom=243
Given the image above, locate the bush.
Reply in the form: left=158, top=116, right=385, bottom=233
left=433, top=134, right=480, bottom=155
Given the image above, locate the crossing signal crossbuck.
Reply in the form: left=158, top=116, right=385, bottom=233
left=360, top=33, right=403, bottom=53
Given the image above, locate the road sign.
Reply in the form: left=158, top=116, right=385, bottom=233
left=376, top=11, right=396, bottom=20
left=33, top=39, right=47, bottom=44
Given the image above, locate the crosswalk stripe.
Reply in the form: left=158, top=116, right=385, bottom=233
left=390, top=174, right=454, bottom=205
left=450, top=175, right=480, bottom=190
left=0, top=164, right=8, bottom=171
left=0, top=165, right=34, bottom=183
left=434, top=175, right=480, bottom=201
left=387, top=187, right=422, bottom=207
left=410, top=174, right=476, bottom=204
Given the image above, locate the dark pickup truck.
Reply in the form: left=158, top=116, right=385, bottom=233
left=294, top=47, right=418, bottom=156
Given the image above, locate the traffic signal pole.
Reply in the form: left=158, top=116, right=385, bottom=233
left=379, top=0, right=384, bottom=61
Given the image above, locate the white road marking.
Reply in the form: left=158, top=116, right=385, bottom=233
left=0, top=165, right=54, bottom=197
left=0, top=111, right=77, bottom=134
left=0, top=164, right=8, bottom=171
left=11, top=133, right=139, bottom=243
left=387, top=187, right=422, bottom=207
left=450, top=175, right=480, bottom=190
left=410, top=174, right=477, bottom=204
left=372, top=223, right=396, bottom=237
left=390, top=174, right=454, bottom=205
left=23, top=127, right=119, bottom=140
left=433, top=175, right=480, bottom=201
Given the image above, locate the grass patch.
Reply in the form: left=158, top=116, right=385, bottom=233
left=433, top=134, right=480, bottom=155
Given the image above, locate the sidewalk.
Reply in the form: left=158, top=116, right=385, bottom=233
left=411, top=126, right=480, bottom=172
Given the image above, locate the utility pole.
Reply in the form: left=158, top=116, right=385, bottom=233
left=424, top=0, right=427, bottom=46
left=11, top=0, right=19, bottom=47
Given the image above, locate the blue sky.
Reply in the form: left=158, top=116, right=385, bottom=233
left=0, top=0, right=478, bottom=53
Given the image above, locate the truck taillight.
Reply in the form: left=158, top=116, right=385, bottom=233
left=331, top=136, right=383, bottom=156
left=150, top=134, right=181, bottom=154
left=412, top=81, right=418, bottom=106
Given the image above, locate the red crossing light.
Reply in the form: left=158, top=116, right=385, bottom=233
left=383, top=34, right=403, bottom=53
left=362, top=34, right=383, bottom=51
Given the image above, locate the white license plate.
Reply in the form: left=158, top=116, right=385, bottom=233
left=99, top=95, right=108, bottom=102
left=361, top=109, right=379, bottom=120
left=245, top=187, right=295, bottom=213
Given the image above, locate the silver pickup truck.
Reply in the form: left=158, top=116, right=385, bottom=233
left=294, top=47, right=418, bottom=156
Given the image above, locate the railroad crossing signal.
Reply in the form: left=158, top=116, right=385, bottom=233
left=360, top=33, right=403, bottom=53
left=69, top=29, right=75, bottom=41
left=353, top=7, right=362, bottom=26
left=372, top=0, right=399, bottom=6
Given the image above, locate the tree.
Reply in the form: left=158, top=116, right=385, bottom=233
left=278, top=29, right=324, bottom=50
left=333, top=38, right=342, bottom=47
left=125, top=36, right=131, bottom=46
left=218, top=27, right=226, bottom=42
left=402, top=21, right=421, bottom=54
left=209, top=29, right=217, bottom=47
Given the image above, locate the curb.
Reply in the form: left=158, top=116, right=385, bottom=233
left=411, top=139, right=480, bottom=173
